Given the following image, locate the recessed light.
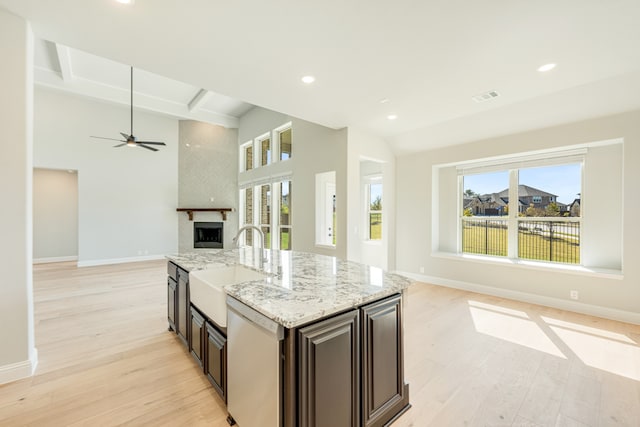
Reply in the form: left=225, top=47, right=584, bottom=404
left=387, top=114, right=398, bottom=120
left=115, top=0, right=134, bottom=4
left=537, top=63, right=556, bottom=72
left=301, top=75, right=315, bottom=84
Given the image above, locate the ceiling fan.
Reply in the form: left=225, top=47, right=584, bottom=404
left=90, top=66, right=166, bottom=152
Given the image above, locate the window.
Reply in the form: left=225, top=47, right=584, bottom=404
left=240, top=123, right=291, bottom=170
left=241, top=142, right=253, bottom=172
left=239, top=179, right=292, bottom=251
left=278, top=127, right=292, bottom=161
left=279, top=181, right=292, bottom=250
left=460, top=160, right=582, bottom=265
left=258, top=135, right=271, bottom=167
left=367, top=181, right=382, bottom=241
left=239, top=187, right=253, bottom=246
left=259, top=184, right=271, bottom=249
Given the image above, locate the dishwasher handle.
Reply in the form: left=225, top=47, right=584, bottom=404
left=227, top=296, right=284, bottom=340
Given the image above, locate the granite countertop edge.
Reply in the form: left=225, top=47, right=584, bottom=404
left=166, top=249, right=413, bottom=329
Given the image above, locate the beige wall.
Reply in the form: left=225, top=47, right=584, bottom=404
left=33, top=168, right=78, bottom=261
left=0, top=8, right=36, bottom=383
left=178, top=120, right=239, bottom=251
left=395, top=110, right=640, bottom=322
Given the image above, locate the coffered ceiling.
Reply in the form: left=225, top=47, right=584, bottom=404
left=1, top=0, right=640, bottom=154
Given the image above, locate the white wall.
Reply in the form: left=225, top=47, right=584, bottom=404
left=33, top=88, right=179, bottom=265
left=347, top=128, right=397, bottom=270
left=0, top=8, right=36, bottom=384
left=33, top=168, right=79, bottom=262
left=238, top=107, right=348, bottom=258
left=178, top=120, right=238, bottom=251
left=396, top=110, right=640, bottom=322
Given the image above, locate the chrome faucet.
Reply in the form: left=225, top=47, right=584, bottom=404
left=232, top=225, right=266, bottom=269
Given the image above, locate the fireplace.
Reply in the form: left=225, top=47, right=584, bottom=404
left=194, top=222, right=223, bottom=248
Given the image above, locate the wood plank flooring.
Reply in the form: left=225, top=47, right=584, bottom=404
left=1, top=260, right=639, bottom=426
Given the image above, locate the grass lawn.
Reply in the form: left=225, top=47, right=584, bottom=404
left=370, top=213, right=382, bottom=240
left=264, top=230, right=291, bottom=250
left=462, top=224, right=580, bottom=264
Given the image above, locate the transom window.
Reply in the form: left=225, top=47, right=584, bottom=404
left=239, top=123, right=292, bottom=171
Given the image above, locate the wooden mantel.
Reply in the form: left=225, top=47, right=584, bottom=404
left=176, top=208, right=232, bottom=221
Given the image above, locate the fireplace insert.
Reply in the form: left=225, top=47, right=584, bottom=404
left=194, top=222, right=223, bottom=248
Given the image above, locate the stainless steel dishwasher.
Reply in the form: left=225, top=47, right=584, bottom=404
left=227, top=296, right=284, bottom=426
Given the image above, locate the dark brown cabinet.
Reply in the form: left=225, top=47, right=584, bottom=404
left=294, top=294, right=409, bottom=427
left=205, top=321, right=227, bottom=401
left=167, top=262, right=189, bottom=348
left=361, top=294, right=409, bottom=427
left=167, top=262, right=228, bottom=403
left=190, top=306, right=205, bottom=368
left=298, top=310, right=361, bottom=427
left=167, top=277, right=177, bottom=332
left=177, top=270, right=188, bottom=345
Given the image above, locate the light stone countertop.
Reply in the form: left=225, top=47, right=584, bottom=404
left=166, top=248, right=413, bottom=328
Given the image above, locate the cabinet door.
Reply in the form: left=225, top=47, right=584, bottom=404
left=298, top=310, right=360, bottom=427
left=205, top=321, right=227, bottom=402
left=167, top=277, right=177, bottom=332
left=177, top=269, right=188, bottom=345
left=361, top=294, right=409, bottom=427
left=190, top=306, right=205, bottom=368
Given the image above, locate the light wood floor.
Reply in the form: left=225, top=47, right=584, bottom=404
left=0, top=261, right=639, bottom=426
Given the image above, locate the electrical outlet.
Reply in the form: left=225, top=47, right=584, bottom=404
left=419, top=266, right=425, bottom=274
left=570, top=290, right=579, bottom=300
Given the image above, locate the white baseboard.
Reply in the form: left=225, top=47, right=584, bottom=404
left=398, top=271, right=640, bottom=326
left=0, top=348, right=38, bottom=385
left=77, top=254, right=166, bottom=267
left=33, top=256, right=78, bottom=264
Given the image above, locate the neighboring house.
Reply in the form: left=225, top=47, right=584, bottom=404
left=569, top=198, right=581, bottom=217
left=464, top=185, right=569, bottom=216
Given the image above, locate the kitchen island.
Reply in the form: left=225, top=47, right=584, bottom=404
left=167, top=248, right=412, bottom=427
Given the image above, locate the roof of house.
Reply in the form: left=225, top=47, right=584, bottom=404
left=495, top=185, right=558, bottom=199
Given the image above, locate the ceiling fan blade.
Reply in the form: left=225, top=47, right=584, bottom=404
left=91, top=136, right=125, bottom=142
left=138, top=144, right=159, bottom=152
left=120, top=132, right=131, bottom=140
left=136, top=141, right=166, bottom=146
left=113, top=143, right=127, bottom=148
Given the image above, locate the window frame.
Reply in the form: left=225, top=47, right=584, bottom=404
left=274, top=123, right=292, bottom=162
left=240, top=140, right=254, bottom=172
left=364, top=176, right=383, bottom=242
left=458, top=155, right=584, bottom=265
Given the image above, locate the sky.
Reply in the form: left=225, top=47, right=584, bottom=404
left=463, top=163, right=581, bottom=205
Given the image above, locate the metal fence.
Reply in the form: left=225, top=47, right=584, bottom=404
left=461, top=218, right=580, bottom=264
left=461, top=218, right=508, bottom=257
left=518, top=220, right=580, bottom=264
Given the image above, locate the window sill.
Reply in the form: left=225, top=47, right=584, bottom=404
left=431, top=251, right=623, bottom=279
left=315, top=243, right=336, bottom=250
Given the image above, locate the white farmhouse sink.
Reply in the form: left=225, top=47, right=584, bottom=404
left=189, top=265, right=266, bottom=327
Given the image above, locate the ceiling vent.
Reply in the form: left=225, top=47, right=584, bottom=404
left=472, top=90, right=500, bottom=103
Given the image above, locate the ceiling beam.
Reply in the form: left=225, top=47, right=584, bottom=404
left=54, top=43, right=74, bottom=82
left=34, top=68, right=240, bottom=128
left=187, top=89, right=212, bottom=112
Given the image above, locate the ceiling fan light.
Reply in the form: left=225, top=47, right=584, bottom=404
left=127, top=141, right=136, bottom=147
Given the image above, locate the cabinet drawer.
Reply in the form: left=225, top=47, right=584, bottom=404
left=167, top=262, right=178, bottom=281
